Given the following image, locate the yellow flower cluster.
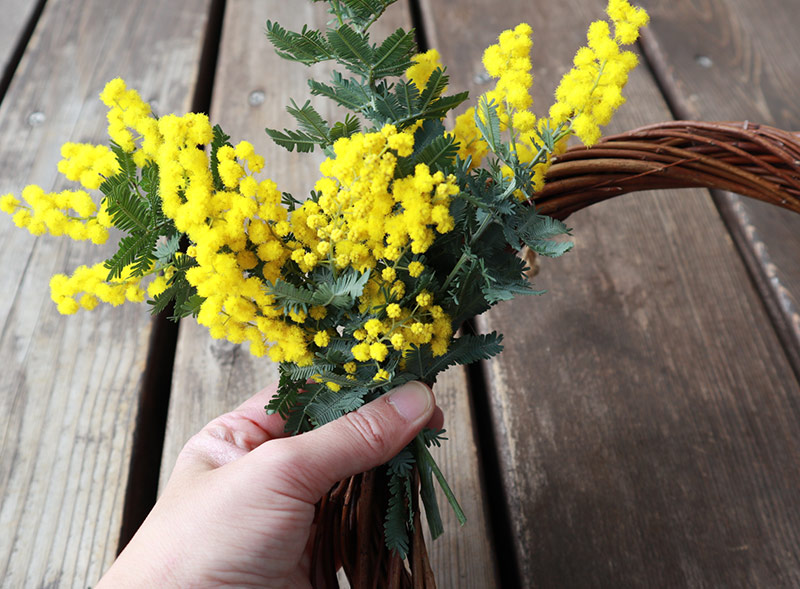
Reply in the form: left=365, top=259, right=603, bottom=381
left=100, top=77, right=160, bottom=164
left=482, top=23, right=534, bottom=117
left=182, top=155, right=301, bottom=363
left=57, top=143, right=120, bottom=190
left=294, top=124, right=458, bottom=271
left=452, top=22, right=534, bottom=164
left=348, top=271, right=453, bottom=369
left=0, top=185, right=111, bottom=243
left=451, top=23, right=554, bottom=193
left=50, top=262, right=145, bottom=315
left=7, top=78, right=461, bottom=371
left=288, top=125, right=459, bottom=367
left=450, top=0, right=647, bottom=199
left=36, top=79, right=301, bottom=363
left=549, top=0, right=649, bottom=145
left=350, top=295, right=453, bottom=369
left=406, top=49, right=442, bottom=90
left=103, top=85, right=299, bottom=362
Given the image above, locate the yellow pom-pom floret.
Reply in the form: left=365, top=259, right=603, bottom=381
left=373, top=369, right=391, bottom=382
left=406, top=49, right=442, bottom=90
left=1, top=184, right=109, bottom=243
left=0, top=194, right=21, bottom=214
left=407, top=261, right=424, bottom=277
left=57, top=143, right=120, bottom=190
left=50, top=262, right=145, bottom=314
left=314, top=330, right=331, bottom=347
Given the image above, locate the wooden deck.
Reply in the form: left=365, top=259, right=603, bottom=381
left=1, top=0, right=798, bottom=587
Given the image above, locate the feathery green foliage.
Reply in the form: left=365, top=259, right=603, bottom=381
left=100, top=145, right=176, bottom=281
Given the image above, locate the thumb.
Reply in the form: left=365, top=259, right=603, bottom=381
left=264, top=381, right=434, bottom=501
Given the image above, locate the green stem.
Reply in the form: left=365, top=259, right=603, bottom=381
left=414, top=434, right=467, bottom=531
left=439, top=210, right=493, bottom=292
left=330, top=0, right=345, bottom=26
left=361, top=5, right=388, bottom=33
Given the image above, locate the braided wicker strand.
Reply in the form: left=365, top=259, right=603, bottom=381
left=535, top=121, right=800, bottom=220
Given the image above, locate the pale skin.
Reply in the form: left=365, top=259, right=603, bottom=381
left=97, top=380, right=442, bottom=589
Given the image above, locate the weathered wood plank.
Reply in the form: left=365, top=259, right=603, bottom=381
left=638, top=0, right=800, bottom=384
left=0, top=0, right=42, bottom=94
left=0, top=0, right=215, bottom=586
left=421, top=0, right=800, bottom=586
left=159, top=2, right=500, bottom=586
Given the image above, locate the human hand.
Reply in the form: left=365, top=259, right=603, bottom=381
left=96, top=380, right=440, bottom=589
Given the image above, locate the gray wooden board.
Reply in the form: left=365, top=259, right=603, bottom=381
left=0, top=0, right=214, bottom=586
left=159, top=1, right=500, bottom=586
left=0, top=0, right=41, bottom=88
left=638, top=0, right=800, bottom=386
left=421, top=0, right=800, bottom=586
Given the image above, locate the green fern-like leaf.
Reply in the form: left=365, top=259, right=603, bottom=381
left=405, top=332, right=504, bottom=382
left=104, top=184, right=149, bottom=234
left=265, top=21, right=333, bottom=65
left=309, top=73, right=371, bottom=111
left=104, top=231, right=158, bottom=280
left=329, top=113, right=361, bottom=141
left=175, top=294, right=204, bottom=318
left=265, top=127, right=323, bottom=153
left=309, top=269, right=370, bottom=308
left=418, top=67, right=449, bottom=111
left=371, top=28, right=415, bottom=78
left=210, top=124, right=232, bottom=190
left=475, top=96, right=502, bottom=151
left=374, top=91, right=405, bottom=122
left=483, top=278, right=540, bottom=303
left=139, top=161, right=160, bottom=198
left=110, top=142, right=137, bottom=179
left=384, top=447, right=414, bottom=558
left=149, top=284, right=177, bottom=316
left=422, top=92, right=470, bottom=121
left=267, top=369, right=304, bottom=419
left=414, top=134, right=458, bottom=172
left=285, top=362, right=337, bottom=381
left=516, top=210, right=571, bottom=242
left=306, top=386, right=367, bottom=426
left=327, top=25, right=373, bottom=75
left=154, top=233, right=181, bottom=267
left=527, top=239, right=574, bottom=258
left=394, top=79, right=420, bottom=115
left=422, top=428, right=447, bottom=448
left=315, top=0, right=396, bottom=30
left=268, top=279, right=317, bottom=313
left=287, top=99, right=331, bottom=143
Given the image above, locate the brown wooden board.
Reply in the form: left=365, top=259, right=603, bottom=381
left=421, top=0, right=800, bottom=586
left=158, top=1, right=500, bottom=586
left=0, top=0, right=214, bottom=586
left=638, top=0, right=800, bottom=390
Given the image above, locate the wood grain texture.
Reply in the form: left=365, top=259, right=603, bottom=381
left=0, top=0, right=214, bottom=586
left=0, top=0, right=41, bottom=89
left=422, top=366, right=500, bottom=589
left=159, top=2, right=500, bottom=586
left=421, top=0, right=800, bottom=586
left=638, top=0, right=800, bottom=382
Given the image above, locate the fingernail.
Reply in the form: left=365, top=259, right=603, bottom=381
left=387, top=381, right=433, bottom=422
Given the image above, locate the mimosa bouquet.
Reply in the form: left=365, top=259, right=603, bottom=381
left=4, top=0, right=800, bottom=586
